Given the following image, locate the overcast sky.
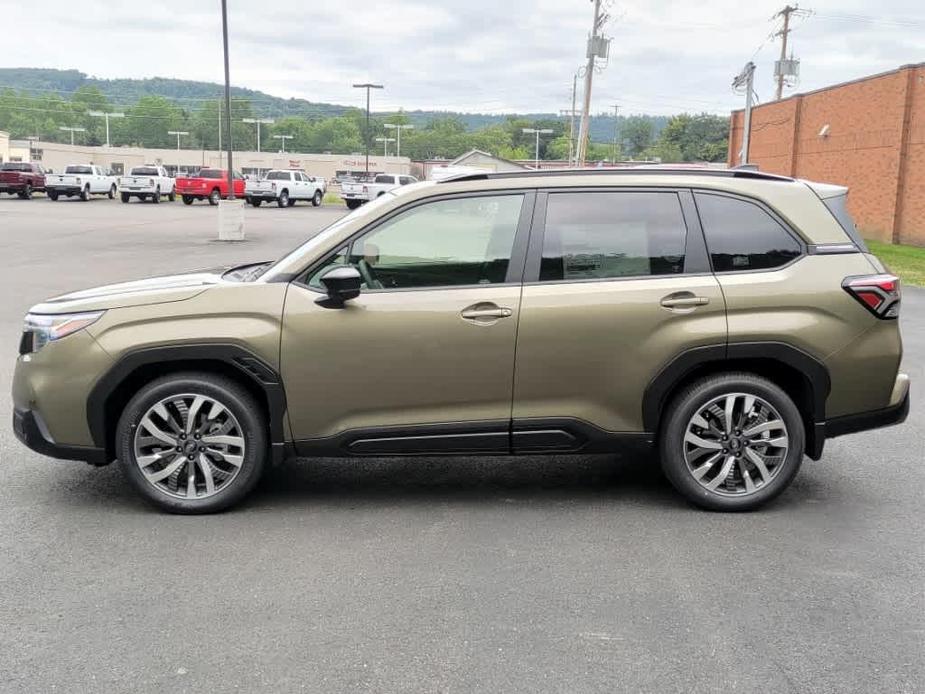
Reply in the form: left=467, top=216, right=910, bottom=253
left=2, top=0, right=922, bottom=116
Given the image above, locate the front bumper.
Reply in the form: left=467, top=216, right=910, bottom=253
left=13, top=407, right=108, bottom=465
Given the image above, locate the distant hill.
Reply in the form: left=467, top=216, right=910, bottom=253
left=0, top=67, right=669, bottom=142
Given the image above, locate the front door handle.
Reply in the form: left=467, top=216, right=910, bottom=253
left=660, top=293, right=710, bottom=309
left=461, top=303, right=513, bottom=321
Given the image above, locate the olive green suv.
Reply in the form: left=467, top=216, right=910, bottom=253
left=12, top=169, right=909, bottom=513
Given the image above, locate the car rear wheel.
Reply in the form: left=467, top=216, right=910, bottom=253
left=120, top=192, right=130, bottom=203
left=151, top=187, right=161, bottom=204
left=277, top=190, right=289, bottom=208
left=168, top=188, right=176, bottom=202
left=659, top=373, right=804, bottom=512
left=345, top=199, right=361, bottom=210
left=116, top=373, right=268, bottom=514
left=48, top=190, right=59, bottom=201
left=208, top=189, right=220, bottom=206
left=80, top=185, right=91, bottom=202
left=108, top=184, right=116, bottom=199
left=249, top=198, right=262, bottom=208
left=312, top=190, right=323, bottom=207
left=19, top=184, right=32, bottom=199
left=182, top=195, right=194, bottom=205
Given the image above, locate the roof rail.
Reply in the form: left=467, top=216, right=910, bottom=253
left=438, top=167, right=794, bottom=184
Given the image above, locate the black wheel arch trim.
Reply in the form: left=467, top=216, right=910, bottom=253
left=86, top=344, right=288, bottom=463
left=643, top=341, right=831, bottom=457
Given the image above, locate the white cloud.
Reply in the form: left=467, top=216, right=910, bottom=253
left=1, top=0, right=922, bottom=116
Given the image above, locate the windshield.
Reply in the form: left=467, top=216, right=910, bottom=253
left=130, top=167, right=159, bottom=176
left=259, top=191, right=402, bottom=281
left=65, top=166, right=93, bottom=174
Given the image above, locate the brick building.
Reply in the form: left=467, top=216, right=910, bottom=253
left=728, top=63, right=925, bottom=246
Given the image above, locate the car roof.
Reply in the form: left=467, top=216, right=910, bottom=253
left=438, top=166, right=793, bottom=184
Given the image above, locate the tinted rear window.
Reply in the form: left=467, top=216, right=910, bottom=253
left=540, top=191, right=688, bottom=281
left=130, top=167, right=159, bottom=176
left=65, top=166, right=93, bottom=174
left=375, top=175, right=395, bottom=184
left=1, top=163, right=30, bottom=171
left=266, top=171, right=290, bottom=181
left=196, top=169, right=223, bottom=179
left=695, top=193, right=802, bottom=272
left=823, top=194, right=868, bottom=252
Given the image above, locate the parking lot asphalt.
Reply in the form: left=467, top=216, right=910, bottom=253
left=0, top=195, right=922, bottom=693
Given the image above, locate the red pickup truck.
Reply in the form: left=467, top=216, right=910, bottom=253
left=0, top=162, right=45, bottom=199
left=176, top=168, right=245, bottom=205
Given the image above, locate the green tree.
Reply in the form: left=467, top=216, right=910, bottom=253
left=621, top=116, right=654, bottom=158
left=647, top=113, right=729, bottom=162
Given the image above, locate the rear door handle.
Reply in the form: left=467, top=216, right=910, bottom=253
left=660, top=294, right=710, bottom=309
left=461, top=303, right=513, bottom=321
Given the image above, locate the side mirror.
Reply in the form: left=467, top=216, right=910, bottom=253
left=317, top=266, right=362, bottom=308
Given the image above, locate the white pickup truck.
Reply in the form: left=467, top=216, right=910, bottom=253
left=244, top=170, right=326, bottom=208
left=341, top=173, right=418, bottom=209
left=118, top=165, right=176, bottom=204
left=46, top=164, right=117, bottom=201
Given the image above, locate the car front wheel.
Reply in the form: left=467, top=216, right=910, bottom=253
left=659, top=372, right=804, bottom=512
left=116, top=373, right=268, bottom=514
left=312, top=190, right=323, bottom=207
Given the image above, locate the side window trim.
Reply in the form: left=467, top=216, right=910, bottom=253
left=692, top=189, right=807, bottom=275
left=293, top=190, right=538, bottom=293
left=523, top=186, right=700, bottom=285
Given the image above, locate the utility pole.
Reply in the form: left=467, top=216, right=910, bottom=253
left=87, top=110, right=124, bottom=147
left=559, top=74, right=580, bottom=166
left=774, top=5, right=798, bottom=100
left=610, top=103, right=619, bottom=163
left=732, top=62, right=756, bottom=165
left=577, top=0, right=610, bottom=165
left=353, top=83, right=384, bottom=175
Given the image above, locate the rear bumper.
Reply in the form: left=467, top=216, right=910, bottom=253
left=47, top=186, right=82, bottom=195
left=245, top=192, right=277, bottom=201
left=13, top=408, right=108, bottom=465
left=826, top=388, right=910, bottom=439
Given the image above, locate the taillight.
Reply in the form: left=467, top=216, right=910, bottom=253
left=842, top=274, right=900, bottom=319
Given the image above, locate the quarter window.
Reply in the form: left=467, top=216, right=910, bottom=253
left=340, top=195, right=524, bottom=290
left=539, top=192, right=688, bottom=281
left=695, top=193, right=802, bottom=272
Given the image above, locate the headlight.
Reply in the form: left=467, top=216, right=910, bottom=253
left=23, top=311, right=105, bottom=352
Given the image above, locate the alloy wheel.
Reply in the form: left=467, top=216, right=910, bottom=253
left=133, top=393, right=246, bottom=500
left=682, top=392, right=789, bottom=496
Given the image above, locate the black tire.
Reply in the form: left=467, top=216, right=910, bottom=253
left=659, top=372, right=805, bottom=512
left=345, top=199, right=361, bottom=210
left=21, top=184, right=32, bottom=199
left=277, top=190, right=289, bottom=208
left=80, top=185, right=91, bottom=202
left=287, top=196, right=296, bottom=207
left=116, top=373, right=269, bottom=514
left=151, top=187, right=161, bottom=204
left=250, top=198, right=262, bottom=208
left=121, top=192, right=131, bottom=203
left=48, top=190, right=59, bottom=201
left=312, top=189, right=323, bottom=207
left=108, top=184, right=116, bottom=200
left=168, top=187, right=176, bottom=202
left=182, top=195, right=194, bottom=205
left=208, top=188, right=220, bottom=206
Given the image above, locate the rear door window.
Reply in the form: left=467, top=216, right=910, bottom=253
left=695, top=193, right=802, bottom=272
left=539, top=191, right=688, bottom=281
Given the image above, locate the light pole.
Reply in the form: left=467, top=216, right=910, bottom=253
left=87, top=110, right=124, bottom=147
left=59, top=126, right=86, bottom=146
left=242, top=118, right=274, bottom=152
left=168, top=130, right=189, bottom=151
left=272, top=134, right=293, bottom=153
left=375, top=137, right=396, bottom=157
left=522, top=128, right=554, bottom=170
left=383, top=123, right=414, bottom=158
left=353, top=83, right=384, bottom=174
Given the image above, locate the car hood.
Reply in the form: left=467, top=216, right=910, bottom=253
left=29, top=267, right=232, bottom=314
